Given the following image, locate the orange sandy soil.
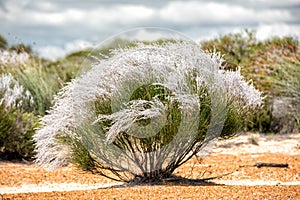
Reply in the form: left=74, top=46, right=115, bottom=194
left=1, top=133, right=300, bottom=199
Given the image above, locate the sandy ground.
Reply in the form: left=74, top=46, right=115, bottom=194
left=1, top=132, right=300, bottom=199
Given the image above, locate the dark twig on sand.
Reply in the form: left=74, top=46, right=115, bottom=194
left=253, top=162, right=289, bottom=168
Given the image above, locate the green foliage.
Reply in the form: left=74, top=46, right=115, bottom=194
left=0, top=105, right=39, bottom=160
left=21, top=59, right=82, bottom=115
left=201, top=30, right=300, bottom=134
left=57, top=134, right=97, bottom=172
left=220, top=107, right=243, bottom=139
left=201, top=29, right=257, bottom=70
left=244, top=100, right=273, bottom=133
left=116, top=84, right=181, bottom=152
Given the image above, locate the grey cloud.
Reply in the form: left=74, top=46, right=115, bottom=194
left=0, top=0, right=299, bottom=60
left=0, top=0, right=8, bottom=12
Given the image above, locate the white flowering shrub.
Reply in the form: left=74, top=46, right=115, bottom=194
left=34, top=41, right=262, bottom=183
left=0, top=73, right=38, bottom=160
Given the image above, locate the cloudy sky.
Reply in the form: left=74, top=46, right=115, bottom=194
left=1, top=0, right=299, bottom=60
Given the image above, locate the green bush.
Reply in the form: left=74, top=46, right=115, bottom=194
left=0, top=73, right=39, bottom=160
left=201, top=30, right=300, bottom=134
left=0, top=106, right=38, bottom=160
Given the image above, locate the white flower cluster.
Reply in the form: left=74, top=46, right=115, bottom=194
left=0, top=50, right=29, bottom=65
left=0, top=73, right=33, bottom=111
left=34, top=41, right=263, bottom=170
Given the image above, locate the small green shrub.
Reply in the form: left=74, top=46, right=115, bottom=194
left=0, top=106, right=38, bottom=160
left=0, top=73, right=39, bottom=160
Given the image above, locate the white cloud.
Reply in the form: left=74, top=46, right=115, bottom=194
left=189, top=26, right=245, bottom=42
left=65, top=40, right=93, bottom=53
left=249, top=0, right=300, bottom=7
left=256, top=23, right=300, bottom=40
left=37, top=45, right=66, bottom=60
left=119, top=28, right=189, bottom=41
left=115, top=5, right=155, bottom=24
left=159, top=1, right=294, bottom=25
left=37, top=40, right=93, bottom=60
left=5, top=0, right=294, bottom=28
left=2, top=2, right=155, bottom=26
left=1, top=0, right=297, bottom=30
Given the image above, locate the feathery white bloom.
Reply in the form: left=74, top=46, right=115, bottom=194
left=96, top=98, right=167, bottom=144
left=0, top=73, right=33, bottom=110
